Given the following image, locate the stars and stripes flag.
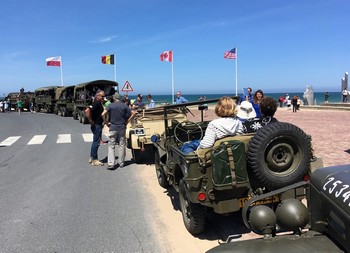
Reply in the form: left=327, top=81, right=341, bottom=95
left=46, top=56, right=61, bottom=66
left=160, top=50, right=173, bottom=62
left=224, top=48, right=236, bottom=59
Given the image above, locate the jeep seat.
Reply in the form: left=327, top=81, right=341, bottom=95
left=197, top=134, right=254, bottom=166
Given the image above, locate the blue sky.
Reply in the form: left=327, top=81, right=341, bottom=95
left=0, top=0, right=349, bottom=97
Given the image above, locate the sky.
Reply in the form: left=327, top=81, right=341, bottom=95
left=0, top=0, right=349, bottom=97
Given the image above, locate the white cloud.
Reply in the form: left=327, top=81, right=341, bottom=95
left=91, top=35, right=118, bottom=43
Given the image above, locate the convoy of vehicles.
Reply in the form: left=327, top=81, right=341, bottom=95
left=151, top=98, right=321, bottom=235
left=6, top=80, right=118, bottom=119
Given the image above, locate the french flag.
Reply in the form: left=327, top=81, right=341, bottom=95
left=46, top=56, right=61, bottom=66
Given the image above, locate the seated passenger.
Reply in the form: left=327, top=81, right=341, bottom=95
left=242, top=96, right=278, bottom=133
left=198, top=96, right=243, bottom=149
left=237, top=100, right=257, bottom=122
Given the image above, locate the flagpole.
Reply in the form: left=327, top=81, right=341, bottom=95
left=235, top=47, right=238, bottom=96
left=114, top=53, right=117, bottom=83
left=171, top=51, right=175, bottom=104
left=60, top=56, right=64, bottom=86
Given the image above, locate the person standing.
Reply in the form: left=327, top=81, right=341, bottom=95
left=175, top=91, right=188, bottom=104
left=17, top=98, right=22, bottom=115
left=292, top=95, right=298, bottom=113
left=102, top=93, right=135, bottom=170
left=133, top=94, right=145, bottom=110
left=146, top=94, right=155, bottom=108
left=342, top=88, right=348, bottom=102
left=240, top=87, right=253, bottom=104
left=324, top=92, right=330, bottom=103
left=85, top=90, right=105, bottom=166
left=252, top=89, right=264, bottom=117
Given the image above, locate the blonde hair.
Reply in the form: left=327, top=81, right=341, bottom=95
left=215, top=96, right=237, bottom=117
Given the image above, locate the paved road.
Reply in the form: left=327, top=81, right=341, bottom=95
left=1, top=112, right=244, bottom=253
left=0, top=112, right=166, bottom=252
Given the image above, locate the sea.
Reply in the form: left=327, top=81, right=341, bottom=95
left=135, top=92, right=343, bottom=105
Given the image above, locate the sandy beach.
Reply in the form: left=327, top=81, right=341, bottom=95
left=186, top=106, right=350, bottom=167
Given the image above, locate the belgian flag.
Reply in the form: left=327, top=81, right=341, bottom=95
left=101, top=54, right=115, bottom=65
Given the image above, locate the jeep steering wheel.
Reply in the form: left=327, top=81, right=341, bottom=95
left=174, top=121, right=203, bottom=144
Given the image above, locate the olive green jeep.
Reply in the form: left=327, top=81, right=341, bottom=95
left=126, top=106, right=187, bottom=163
left=152, top=98, right=322, bottom=235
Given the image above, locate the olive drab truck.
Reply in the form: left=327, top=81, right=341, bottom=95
left=151, top=98, right=322, bottom=235
left=55, top=85, right=75, bottom=117
left=6, top=91, right=34, bottom=111
left=72, top=80, right=118, bottom=124
left=34, top=86, right=60, bottom=113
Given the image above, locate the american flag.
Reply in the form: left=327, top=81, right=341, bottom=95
left=224, top=48, right=236, bottom=59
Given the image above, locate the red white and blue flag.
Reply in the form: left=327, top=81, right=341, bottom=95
left=46, top=56, right=61, bottom=66
left=224, top=48, right=236, bottom=59
left=160, top=50, right=173, bottom=62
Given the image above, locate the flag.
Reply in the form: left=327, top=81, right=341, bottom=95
left=160, top=50, right=173, bottom=62
left=101, top=54, right=114, bottom=65
left=224, top=48, right=236, bottom=59
left=46, top=56, right=61, bottom=66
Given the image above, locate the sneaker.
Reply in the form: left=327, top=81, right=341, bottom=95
left=91, top=160, right=104, bottom=166
left=88, top=157, right=93, bottom=164
left=107, top=165, right=114, bottom=170
left=119, top=162, right=124, bottom=168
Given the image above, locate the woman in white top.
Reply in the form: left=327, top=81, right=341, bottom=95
left=199, top=96, right=243, bottom=149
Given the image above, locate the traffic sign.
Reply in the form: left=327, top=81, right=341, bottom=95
left=121, top=81, right=134, bottom=92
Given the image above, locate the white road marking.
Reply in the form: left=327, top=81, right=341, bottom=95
left=82, top=133, right=93, bottom=142
left=0, top=136, right=21, bottom=146
left=27, top=135, right=47, bottom=145
left=56, top=134, right=71, bottom=143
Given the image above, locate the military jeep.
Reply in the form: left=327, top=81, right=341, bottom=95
left=207, top=164, right=350, bottom=253
left=126, top=106, right=187, bottom=163
left=152, top=98, right=320, bottom=235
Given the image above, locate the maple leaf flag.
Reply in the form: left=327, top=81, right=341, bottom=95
left=46, top=56, right=61, bottom=66
left=160, top=50, right=173, bottom=62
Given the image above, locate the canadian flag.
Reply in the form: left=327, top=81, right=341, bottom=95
left=46, top=56, right=61, bottom=66
left=160, top=50, right=173, bottom=62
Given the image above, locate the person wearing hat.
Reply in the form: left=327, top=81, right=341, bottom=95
left=102, top=93, right=136, bottom=170
left=237, top=100, right=257, bottom=122
left=198, top=96, right=243, bottom=149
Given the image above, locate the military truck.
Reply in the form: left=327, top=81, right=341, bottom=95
left=55, top=85, right=75, bottom=117
left=72, top=80, right=117, bottom=124
left=34, top=86, right=60, bottom=113
left=207, top=164, right=350, bottom=253
left=152, top=98, right=320, bottom=235
left=6, top=91, right=34, bottom=111
left=126, top=106, right=187, bottom=163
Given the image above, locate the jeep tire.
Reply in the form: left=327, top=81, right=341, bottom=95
left=179, top=179, right=206, bottom=235
left=247, top=122, right=311, bottom=191
left=155, top=152, right=169, bottom=188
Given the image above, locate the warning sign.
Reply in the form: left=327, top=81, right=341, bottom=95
left=121, top=81, right=134, bottom=92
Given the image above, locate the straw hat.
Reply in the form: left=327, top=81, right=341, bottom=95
left=237, top=101, right=256, bottom=119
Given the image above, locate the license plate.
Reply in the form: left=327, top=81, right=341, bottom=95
left=239, top=195, right=280, bottom=208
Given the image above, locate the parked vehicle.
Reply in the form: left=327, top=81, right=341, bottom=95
left=126, top=106, right=187, bottom=163
left=72, top=80, right=118, bottom=124
left=151, top=98, right=321, bottom=235
left=6, top=91, right=34, bottom=111
left=207, top=164, right=350, bottom=253
left=34, top=86, right=60, bottom=113
left=55, top=85, right=75, bottom=117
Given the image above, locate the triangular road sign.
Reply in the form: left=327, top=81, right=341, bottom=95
left=121, top=81, right=134, bottom=92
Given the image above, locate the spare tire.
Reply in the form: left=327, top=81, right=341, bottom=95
left=247, top=122, right=311, bottom=191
